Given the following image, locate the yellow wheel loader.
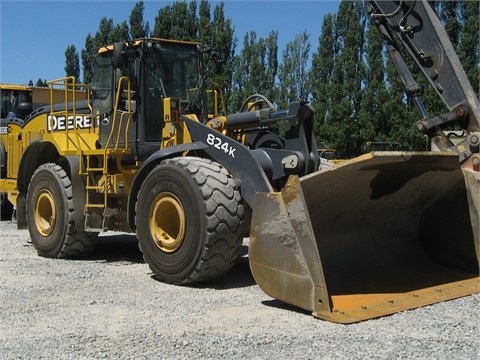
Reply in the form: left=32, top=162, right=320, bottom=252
left=0, top=0, right=478, bottom=323
left=0, top=83, right=87, bottom=216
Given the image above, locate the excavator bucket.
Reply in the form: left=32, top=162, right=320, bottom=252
left=249, top=152, right=480, bottom=323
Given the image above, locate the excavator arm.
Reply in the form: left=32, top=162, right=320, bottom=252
left=248, top=0, right=479, bottom=323
left=366, top=0, right=480, bottom=159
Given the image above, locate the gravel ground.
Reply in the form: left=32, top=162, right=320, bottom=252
left=1, top=213, right=479, bottom=360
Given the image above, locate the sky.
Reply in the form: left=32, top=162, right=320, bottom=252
left=0, top=0, right=340, bottom=85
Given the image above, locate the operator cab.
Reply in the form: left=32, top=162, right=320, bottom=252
left=90, top=39, right=208, bottom=160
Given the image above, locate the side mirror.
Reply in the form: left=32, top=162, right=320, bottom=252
left=211, top=51, right=223, bottom=74
left=112, top=42, right=126, bottom=69
left=199, top=45, right=223, bottom=75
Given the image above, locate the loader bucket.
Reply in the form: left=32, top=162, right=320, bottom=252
left=249, top=152, right=480, bottom=323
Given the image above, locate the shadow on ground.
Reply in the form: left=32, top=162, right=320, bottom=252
left=87, top=234, right=256, bottom=289
left=261, top=299, right=312, bottom=316
left=0, top=204, right=13, bottom=221
left=204, top=248, right=257, bottom=289
left=85, top=233, right=145, bottom=264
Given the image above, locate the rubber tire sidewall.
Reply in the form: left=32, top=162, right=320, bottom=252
left=136, top=162, right=206, bottom=284
left=0, top=140, right=9, bottom=208
left=26, top=163, right=71, bottom=258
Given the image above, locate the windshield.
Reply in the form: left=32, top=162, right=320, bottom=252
left=145, top=42, right=203, bottom=117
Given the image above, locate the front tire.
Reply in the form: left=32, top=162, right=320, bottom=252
left=135, top=157, right=244, bottom=284
left=26, top=163, right=97, bottom=258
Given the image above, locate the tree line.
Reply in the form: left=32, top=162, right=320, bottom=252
left=62, top=0, right=479, bottom=158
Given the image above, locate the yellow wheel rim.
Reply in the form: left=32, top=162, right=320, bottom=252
left=35, top=190, right=56, bottom=236
left=149, top=192, right=186, bottom=253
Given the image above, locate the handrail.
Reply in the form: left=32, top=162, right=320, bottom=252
left=104, top=76, right=132, bottom=153
left=46, top=77, right=91, bottom=151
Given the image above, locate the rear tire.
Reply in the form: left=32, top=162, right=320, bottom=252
left=135, top=157, right=244, bottom=284
left=0, top=140, right=13, bottom=216
left=26, top=163, right=97, bottom=258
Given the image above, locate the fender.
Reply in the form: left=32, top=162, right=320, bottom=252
left=183, top=115, right=273, bottom=205
left=127, top=141, right=208, bottom=230
left=17, top=140, right=59, bottom=193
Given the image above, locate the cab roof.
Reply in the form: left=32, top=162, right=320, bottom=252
left=98, top=38, right=200, bottom=54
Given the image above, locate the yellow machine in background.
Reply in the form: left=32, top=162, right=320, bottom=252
left=0, top=83, right=87, bottom=210
left=1, top=83, right=87, bottom=119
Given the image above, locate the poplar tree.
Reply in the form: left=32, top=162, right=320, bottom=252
left=206, top=2, right=236, bottom=111
left=229, top=31, right=278, bottom=111
left=81, top=34, right=95, bottom=84
left=310, top=13, right=335, bottom=147
left=458, top=1, right=479, bottom=95
left=152, top=1, right=197, bottom=40
left=325, top=0, right=366, bottom=157
left=356, top=23, right=386, bottom=146
left=81, top=18, right=116, bottom=84
left=129, top=0, right=150, bottom=39
left=64, top=44, right=80, bottom=81
left=198, top=0, right=212, bottom=44
left=383, top=57, right=425, bottom=150
left=80, top=16, right=131, bottom=83
left=110, top=21, right=130, bottom=43
left=35, top=79, right=48, bottom=87
left=277, top=30, right=310, bottom=110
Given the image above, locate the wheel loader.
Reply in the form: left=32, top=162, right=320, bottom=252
left=0, top=84, right=87, bottom=214
left=0, top=0, right=478, bottom=323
